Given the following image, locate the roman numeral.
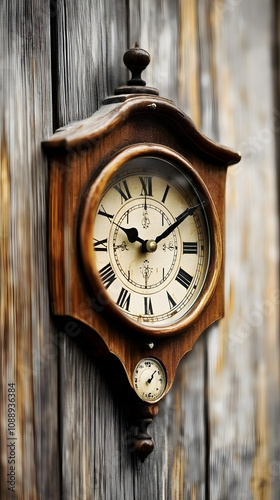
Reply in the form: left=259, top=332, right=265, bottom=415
left=167, top=291, right=177, bottom=309
left=144, top=297, right=154, bottom=315
left=114, top=180, right=132, bottom=202
left=175, top=267, right=193, bottom=289
left=93, top=238, right=108, bottom=252
left=99, top=263, right=116, bottom=289
left=183, top=242, right=198, bottom=254
left=139, top=176, right=153, bottom=196
left=161, top=185, right=170, bottom=204
left=98, top=206, right=114, bottom=221
left=116, top=287, right=131, bottom=311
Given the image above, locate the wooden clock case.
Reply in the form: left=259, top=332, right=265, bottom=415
left=42, top=47, right=241, bottom=461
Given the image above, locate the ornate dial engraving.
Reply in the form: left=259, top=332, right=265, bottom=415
left=92, top=156, right=210, bottom=327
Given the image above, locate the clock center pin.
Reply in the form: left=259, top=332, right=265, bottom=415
left=145, top=239, right=157, bottom=253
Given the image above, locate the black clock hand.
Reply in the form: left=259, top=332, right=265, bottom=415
left=147, top=371, right=156, bottom=384
left=113, top=222, right=145, bottom=245
left=113, top=222, right=158, bottom=253
left=155, top=201, right=205, bottom=244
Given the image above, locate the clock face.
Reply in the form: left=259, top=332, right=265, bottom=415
left=133, top=357, right=166, bottom=402
left=86, top=154, right=211, bottom=331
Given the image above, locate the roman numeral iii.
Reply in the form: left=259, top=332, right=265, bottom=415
left=183, top=242, right=198, bottom=254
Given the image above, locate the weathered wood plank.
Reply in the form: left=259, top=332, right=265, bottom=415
left=128, top=0, right=179, bottom=102
left=54, top=1, right=132, bottom=499
left=56, top=0, right=127, bottom=126
left=0, top=1, right=60, bottom=498
left=128, top=1, right=207, bottom=498
left=55, top=1, right=205, bottom=498
left=2, top=0, right=276, bottom=499
left=204, top=1, right=280, bottom=499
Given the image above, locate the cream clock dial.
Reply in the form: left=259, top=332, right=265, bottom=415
left=91, top=155, right=210, bottom=329
left=133, top=358, right=166, bottom=402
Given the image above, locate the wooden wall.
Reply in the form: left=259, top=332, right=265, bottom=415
left=1, top=1, right=280, bottom=499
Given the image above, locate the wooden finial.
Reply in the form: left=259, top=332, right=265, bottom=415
left=134, top=418, right=154, bottom=462
left=123, top=45, right=151, bottom=87
left=113, top=46, right=159, bottom=96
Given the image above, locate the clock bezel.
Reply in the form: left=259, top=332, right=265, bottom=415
left=79, top=144, right=222, bottom=338
left=133, top=357, right=167, bottom=403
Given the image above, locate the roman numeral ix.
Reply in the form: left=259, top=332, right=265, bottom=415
left=93, top=238, right=108, bottom=252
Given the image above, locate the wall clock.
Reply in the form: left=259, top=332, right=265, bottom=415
left=79, top=146, right=220, bottom=339
left=43, top=45, right=241, bottom=462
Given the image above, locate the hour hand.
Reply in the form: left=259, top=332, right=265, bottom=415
left=155, top=201, right=205, bottom=244
left=113, top=223, right=145, bottom=245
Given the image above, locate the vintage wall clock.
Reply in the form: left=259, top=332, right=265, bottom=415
left=43, top=45, right=241, bottom=461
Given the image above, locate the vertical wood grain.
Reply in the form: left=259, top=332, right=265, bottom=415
left=56, top=0, right=128, bottom=126
left=54, top=1, right=130, bottom=499
left=0, top=1, right=60, bottom=498
left=128, top=1, right=207, bottom=497
left=204, top=1, right=280, bottom=499
left=1, top=1, right=280, bottom=499
left=128, top=0, right=179, bottom=101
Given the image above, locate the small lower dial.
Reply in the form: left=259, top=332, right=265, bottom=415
left=133, top=357, right=167, bottom=402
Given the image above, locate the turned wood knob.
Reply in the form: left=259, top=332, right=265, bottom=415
left=134, top=418, right=154, bottom=462
left=113, top=43, right=158, bottom=96
left=123, top=43, right=150, bottom=86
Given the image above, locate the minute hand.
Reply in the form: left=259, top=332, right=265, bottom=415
left=155, top=202, right=205, bottom=244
